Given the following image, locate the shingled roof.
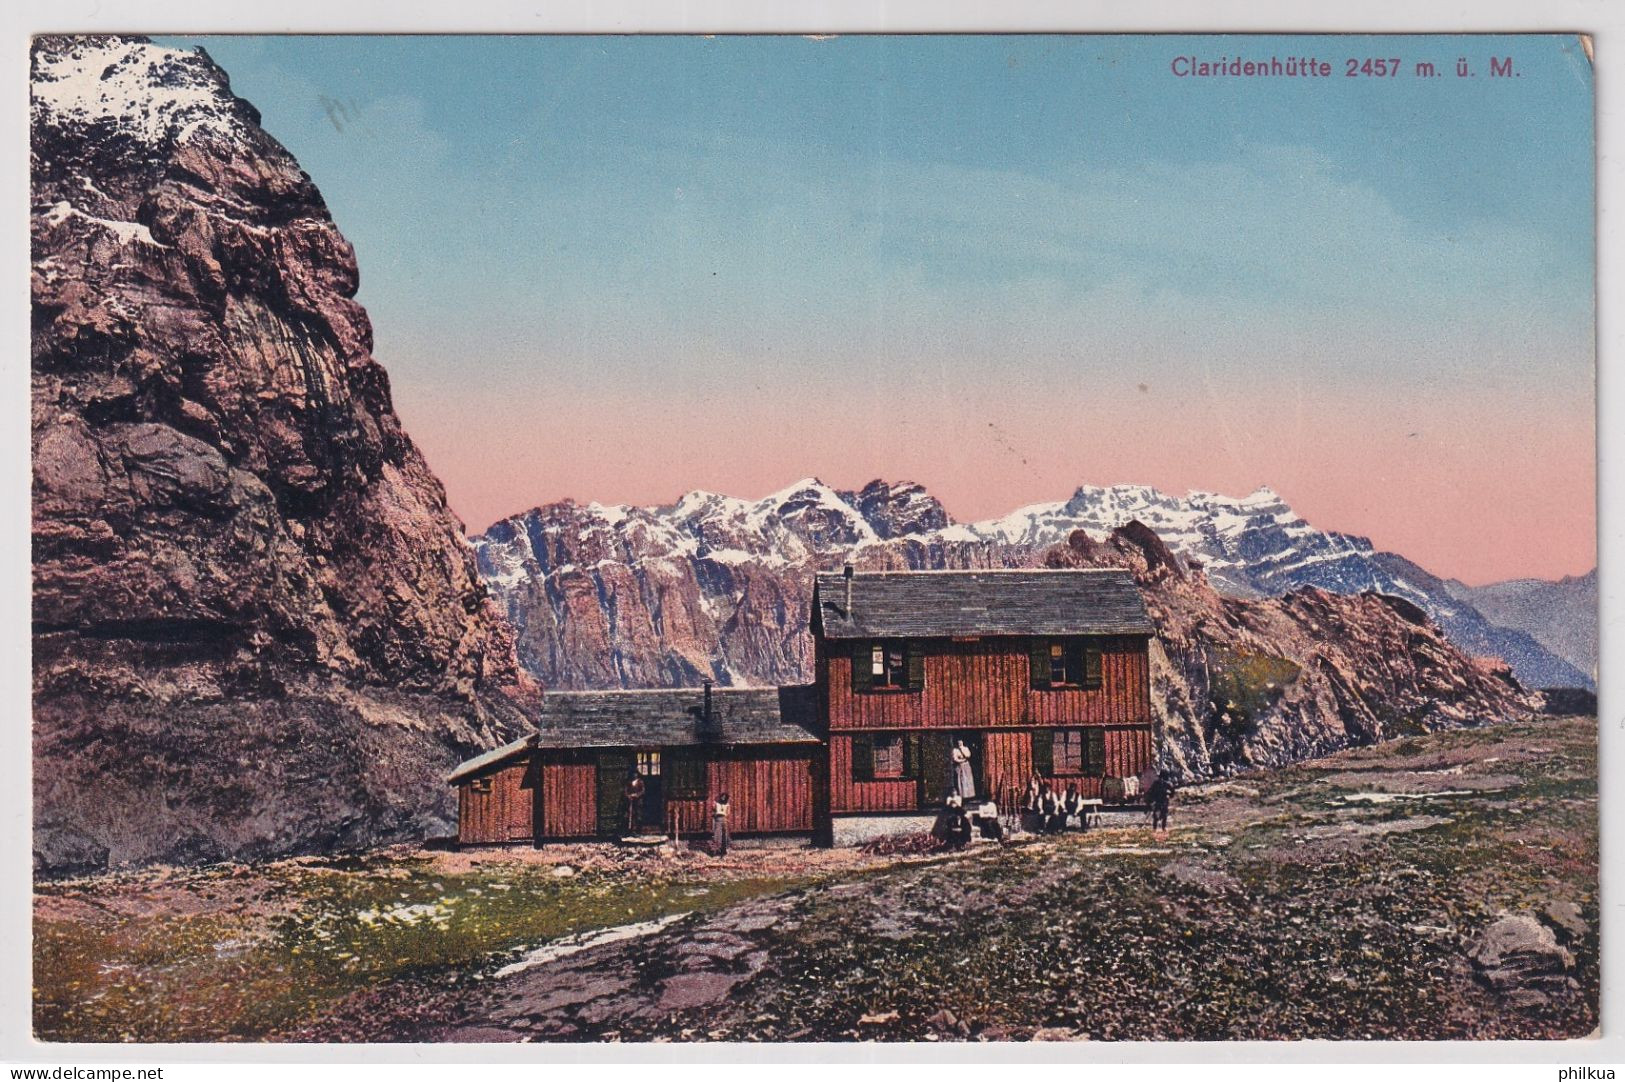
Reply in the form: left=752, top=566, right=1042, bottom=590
left=530, top=686, right=822, bottom=748
left=813, top=568, right=1154, bottom=639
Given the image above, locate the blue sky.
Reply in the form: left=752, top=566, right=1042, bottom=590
left=159, top=34, right=1596, bottom=581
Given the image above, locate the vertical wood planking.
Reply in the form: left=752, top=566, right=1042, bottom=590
left=826, top=637, right=1151, bottom=731
left=828, top=734, right=918, bottom=812
left=457, top=762, right=535, bottom=844
left=540, top=758, right=597, bottom=838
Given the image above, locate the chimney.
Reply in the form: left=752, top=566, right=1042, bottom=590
left=843, top=561, right=854, bottom=616
left=697, top=679, right=720, bottom=741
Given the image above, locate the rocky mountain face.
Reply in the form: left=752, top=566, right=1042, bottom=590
left=1041, top=525, right=1535, bottom=775
left=1448, top=569, right=1598, bottom=687
left=31, top=36, right=534, bottom=874
left=475, top=478, right=1589, bottom=692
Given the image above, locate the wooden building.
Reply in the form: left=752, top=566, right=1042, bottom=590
left=451, top=567, right=1158, bottom=847
left=450, top=685, right=823, bottom=845
left=812, top=568, right=1156, bottom=830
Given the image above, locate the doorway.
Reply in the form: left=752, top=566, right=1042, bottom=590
left=920, top=730, right=985, bottom=806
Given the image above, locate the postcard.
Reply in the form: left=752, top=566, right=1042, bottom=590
left=26, top=30, right=1597, bottom=1047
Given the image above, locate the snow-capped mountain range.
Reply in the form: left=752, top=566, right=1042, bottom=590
left=474, top=478, right=1592, bottom=691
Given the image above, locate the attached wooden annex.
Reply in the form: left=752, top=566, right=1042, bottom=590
left=451, top=685, right=823, bottom=845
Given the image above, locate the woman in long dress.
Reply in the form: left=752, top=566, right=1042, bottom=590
left=952, top=739, right=975, bottom=799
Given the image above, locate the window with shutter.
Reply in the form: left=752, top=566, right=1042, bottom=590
left=1029, top=639, right=1051, bottom=689
left=1031, top=728, right=1054, bottom=776
left=851, top=733, right=875, bottom=782
left=1084, top=643, right=1104, bottom=689
left=851, top=644, right=874, bottom=694
left=905, top=641, right=925, bottom=690
left=1084, top=730, right=1107, bottom=776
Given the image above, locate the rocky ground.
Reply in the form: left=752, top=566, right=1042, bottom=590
left=34, top=714, right=1596, bottom=1043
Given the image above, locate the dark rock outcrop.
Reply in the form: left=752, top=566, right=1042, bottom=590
left=31, top=35, right=535, bottom=874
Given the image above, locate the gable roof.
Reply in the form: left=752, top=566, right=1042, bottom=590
left=813, top=568, right=1154, bottom=639
left=531, top=686, right=822, bottom=749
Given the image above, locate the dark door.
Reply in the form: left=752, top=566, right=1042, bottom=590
left=921, top=731, right=954, bottom=807
left=596, top=752, right=633, bottom=837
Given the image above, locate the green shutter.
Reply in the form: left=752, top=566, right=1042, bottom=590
left=1031, top=728, right=1054, bottom=776
left=1084, top=642, right=1103, bottom=689
left=1086, top=730, right=1106, bottom=776
left=905, top=641, right=925, bottom=691
left=851, top=734, right=875, bottom=782
left=904, top=732, right=921, bottom=779
left=1029, top=638, right=1051, bottom=689
left=852, top=643, right=874, bottom=694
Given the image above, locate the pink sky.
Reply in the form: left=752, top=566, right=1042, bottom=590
left=396, top=374, right=1595, bottom=588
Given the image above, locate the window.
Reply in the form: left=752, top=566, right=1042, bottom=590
left=1038, top=729, right=1107, bottom=776
left=872, top=643, right=906, bottom=688
left=636, top=750, right=661, bottom=776
left=872, top=735, right=905, bottom=778
left=1031, top=638, right=1104, bottom=690
left=470, top=777, right=493, bottom=794
left=850, top=732, right=920, bottom=781
left=665, top=753, right=706, bottom=799
left=1055, top=729, right=1084, bottom=773
left=853, top=641, right=925, bottom=693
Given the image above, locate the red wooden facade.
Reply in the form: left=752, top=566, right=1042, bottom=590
left=819, top=630, right=1156, bottom=816
left=456, top=759, right=538, bottom=844
left=456, top=743, right=820, bottom=844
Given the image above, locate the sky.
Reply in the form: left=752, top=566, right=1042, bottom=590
left=167, top=34, right=1596, bottom=585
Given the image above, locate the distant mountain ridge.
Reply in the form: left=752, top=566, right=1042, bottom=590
left=1447, top=570, right=1597, bottom=686
left=473, top=477, right=1591, bottom=691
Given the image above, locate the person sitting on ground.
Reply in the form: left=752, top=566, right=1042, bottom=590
left=943, top=795, right=973, bottom=850
left=1147, top=770, right=1176, bottom=833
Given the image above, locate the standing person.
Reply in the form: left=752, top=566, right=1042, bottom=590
left=623, top=769, right=646, bottom=835
left=1148, top=770, right=1175, bottom=833
left=952, top=739, right=976, bottom=800
left=711, top=791, right=732, bottom=856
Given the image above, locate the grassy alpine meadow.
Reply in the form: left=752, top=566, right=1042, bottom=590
left=34, top=714, right=1596, bottom=1042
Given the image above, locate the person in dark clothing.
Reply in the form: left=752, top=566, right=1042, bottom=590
left=624, top=770, right=646, bottom=834
left=712, top=792, right=732, bottom=855
left=1040, top=782, right=1064, bottom=834
left=943, top=798, right=973, bottom=850
left=1148, top=770, right=1175, bottom=832
left=1062, top=783, right=1083, bottom=832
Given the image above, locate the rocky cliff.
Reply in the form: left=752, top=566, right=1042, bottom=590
left=1041, top=526, right=1535, bottom=775
left=31, top=36, right=534, bottom=874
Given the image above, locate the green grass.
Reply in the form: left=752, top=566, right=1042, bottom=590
left=35, top=856, right=812, bottom=1042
